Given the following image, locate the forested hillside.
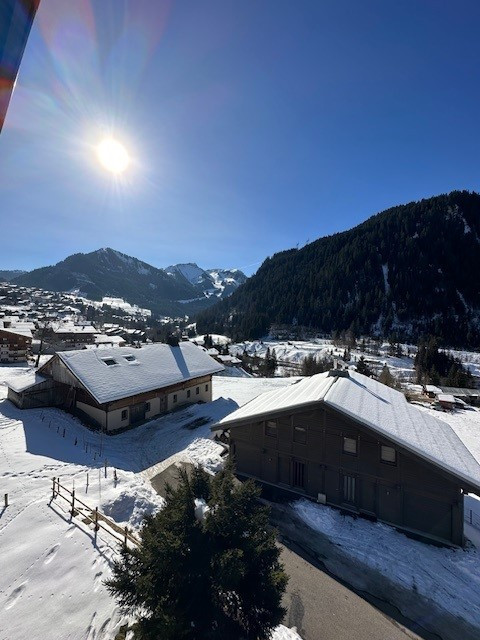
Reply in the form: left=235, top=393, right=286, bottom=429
left=196, top=191, right=480, bottom=346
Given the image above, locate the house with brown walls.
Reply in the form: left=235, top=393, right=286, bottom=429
left=0, top=326, right=32, bottom=362
left=213, top=370, right=480, bottom=546
left=8, top=342, right=223, bottom=432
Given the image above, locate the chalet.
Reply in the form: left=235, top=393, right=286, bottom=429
left=424, top=384, right=443, bottom=398
left=49, top=323, right=98, bottom=350
left=213, top=370, right=480, bottom=546
left=8, top=342, right=223, bottom=432
left=0, top=325, right=32, bottom=363
left=436, top=394, right=457, bottom=411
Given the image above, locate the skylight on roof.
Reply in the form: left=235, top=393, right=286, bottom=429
left=124, top=355, right=136, bottom=362
left=102, top=358, right=118, bottom=366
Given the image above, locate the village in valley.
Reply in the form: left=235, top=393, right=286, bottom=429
left=1, top=275, right=480, bottom=640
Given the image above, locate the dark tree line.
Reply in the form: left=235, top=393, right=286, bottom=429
left=415, top=337, right=473, bottom=387
left=196, top=191, right=480, bottom=348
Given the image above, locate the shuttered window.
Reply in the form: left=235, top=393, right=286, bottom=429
left=292, top=460, right=306, bottom=488
left=343, top=475, right=356, bottom=503
left=343, top=437, right=357, bottom=455
left=381, top=445, right=396, bottom=464
left=293, top=426, right=307, bottom=444
left=265, top=420, right=277, bottom=437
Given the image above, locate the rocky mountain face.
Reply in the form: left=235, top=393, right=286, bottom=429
left=165, top=263, right=247, bottom=299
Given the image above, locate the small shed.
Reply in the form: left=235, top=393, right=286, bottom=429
left=437, top=394, right=456, bottom=411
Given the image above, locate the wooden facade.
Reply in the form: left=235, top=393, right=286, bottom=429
left=227, top=404, right=466, bottom=546
left=0, top=328, right=31, bottom=363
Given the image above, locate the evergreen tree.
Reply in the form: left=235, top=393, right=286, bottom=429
left=106, top=465, right=287, bottom=640
left=356, top=356, right=372, bottom=376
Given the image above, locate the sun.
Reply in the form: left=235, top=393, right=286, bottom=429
left=96, top=138, right=130, bottom=174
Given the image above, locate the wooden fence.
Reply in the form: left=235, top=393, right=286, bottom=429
left=51, top=477, right=140, bottom=547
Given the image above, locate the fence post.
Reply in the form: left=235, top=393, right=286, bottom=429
left=124, top=526, right=128, bottom=547
left=52, top=477, right=56, bottom=499
left=4, top=493, right=8, bottom=508
left=94, top=507, right=99, bottom=532
left=71, top=489, right=75, bottom=517
left=470, top=509, right=473, bottom=525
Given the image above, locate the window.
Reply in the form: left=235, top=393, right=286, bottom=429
left=381, top=445, right=396, bottom=464
left=292, top=460, right=306, bottom=489
left=121, top=409, right=128, bottom=421
left=196, top=387, right=199, bottom=395
left=187, top=389, right=191, bottom=398
left=205, top=384, right=209, bottom=392
left=343, top=437, right=357, bottom=455
left=343, top=475, right=356, bottom=503
left=265, top=420, right=277, bottom=437
left=293, top=426, right=307, bottom=444
left=173, top=394, right=177, bottom=403
left=145, top=402, right=151, bottom=412
left=102, top=358, right=118, bottom=366
left=124, top=355, right=136, bottom=362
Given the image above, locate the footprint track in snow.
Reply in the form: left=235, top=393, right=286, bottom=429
left=44, top=543, right=60, bottom=564
left=4, top=582, right=27, bottom=610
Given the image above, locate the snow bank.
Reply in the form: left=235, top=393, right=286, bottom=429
left=272, top=625, right=302, bottom=639
left=185, top=438, right=225, bottom=474
left=294, top=500, right=480, bottom=629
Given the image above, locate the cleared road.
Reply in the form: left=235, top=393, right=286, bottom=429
left=280, top=542, right=432, bottom=640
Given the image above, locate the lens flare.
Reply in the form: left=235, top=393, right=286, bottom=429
left=96, top=138, right=130, bottom=174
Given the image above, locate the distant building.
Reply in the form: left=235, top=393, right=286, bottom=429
left=8, top=342, right=223, bottom=432
left=0, top=326, right=32, bottom=363
left=213, top=370, right=480, bottom=546
left=437, top=394, right=457, bottom=411
left=49, top=324, right=98, bottom=350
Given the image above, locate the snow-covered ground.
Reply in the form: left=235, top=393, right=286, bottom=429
left=294, top=499, right=480, bottom=631
left=229, top=338, right=480, bottom=384
left=230, top=339, right=417, bottom=381
left=0, top=365, right=296, bottom=640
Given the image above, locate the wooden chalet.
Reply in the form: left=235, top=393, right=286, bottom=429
left=213, top=370, right=480, bottom=546
left=8, top=342, right=223, bottom=432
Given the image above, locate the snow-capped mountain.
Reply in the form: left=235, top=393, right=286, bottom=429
left=165, top=263, right=247, bottom=299
left=9, top=250, right=246, bottom=316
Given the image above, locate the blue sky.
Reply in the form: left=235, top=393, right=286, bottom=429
left=1, top=0, right=479, bottom=274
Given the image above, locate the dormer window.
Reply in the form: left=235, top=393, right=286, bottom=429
left=102, top=358, right=118, bottom=366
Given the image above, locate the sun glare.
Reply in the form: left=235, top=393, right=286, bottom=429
left=96, top=138, right=130, bottom=174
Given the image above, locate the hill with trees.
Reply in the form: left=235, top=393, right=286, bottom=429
left=196, top=191, right=480, bottom=347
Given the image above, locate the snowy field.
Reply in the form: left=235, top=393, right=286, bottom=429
left=0, top=365, right=297, bottom=640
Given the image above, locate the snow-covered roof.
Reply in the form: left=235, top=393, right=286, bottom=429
left=54, top=342, right=224, bottom=404
left=437, top=394, right=456, bottom=403
left=217, top=370, right=480, bottom=492
left=0, top=325, right=33, bottom=338
left=7, top=373, right=47, bottom=392
left=425, top=385, right=443, bottom=394
left=53, top=325, right=97, bottom=334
